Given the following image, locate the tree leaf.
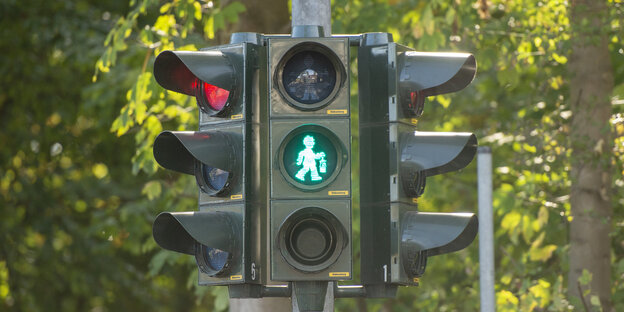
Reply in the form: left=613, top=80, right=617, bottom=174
left=142, top=181, right=162, bottom=200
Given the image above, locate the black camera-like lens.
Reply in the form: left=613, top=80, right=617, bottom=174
left=195, top=161, right=230, bottom=195
left=277, top=207, right=347, bottom=272
left=203, top=165, right=229, bottom=191
left=195, top=243, right=231, bottom=276
left=282, top=51, right=337, bottom=105
left=288, top=218, right=333, bottom=264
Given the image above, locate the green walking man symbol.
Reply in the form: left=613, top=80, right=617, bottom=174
left=295, top=135, right=326, bottom=182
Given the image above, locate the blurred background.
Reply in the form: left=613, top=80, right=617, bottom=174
left=1, top=0, right=623, bottom=311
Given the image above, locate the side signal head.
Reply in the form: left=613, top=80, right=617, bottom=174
left=398, top=52, right=476, bottom=117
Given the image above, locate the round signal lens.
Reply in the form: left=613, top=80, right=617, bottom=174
left=281, top=130, right=338, bottom=187
left=275, top=43, right=346, bottom=111
left=289, top=218, right=332, bottom=262
left=195, top=161, right=231, bottom=196
left=195, top=243, right=231, bottom=277
left=194, top=78, right=231, bottom=115
left=203, top=166, right=229, bottom=191
left=277, top=207, right=347, bottom=272
left=409, top=90, right=425, bottom=117
left=282, top=50, right=337, bottom=105
left=204, top=247, right=229, bottom=271
left=402, top=170, right=426, bottom=198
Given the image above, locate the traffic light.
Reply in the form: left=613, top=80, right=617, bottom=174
left=146, top=29, right=479, bottom=303
left=151, top=39, right=267, bottom=287
left=267, top=35, right=352, bottom=281
left=358, top=33, right=478, bottom=293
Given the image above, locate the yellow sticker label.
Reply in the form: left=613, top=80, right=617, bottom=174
left=412, top=198, right=418, bottom=204
left=411, top=118, right=419, bottom=125
left=329, top=272, right=350, bottom=277
left=231, top=114, right=243, bottom=120
left=327, top=109, right=348, bottom=115
left=231, top=194, right=243, bottom=200
left=230, top=275, right=243, bottom=280
left=328, top=190, right=349, bottom=196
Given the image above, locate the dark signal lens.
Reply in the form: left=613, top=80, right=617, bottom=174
left=204, top=247, right=230, bottom=271
left=282, top=51, right=337, bottom=105
left=194, top=160, right=231, bottom=196
left=288, top=218, right=333, bottom=264
left=277, top=207, right=347, bottom=272
left=194, top=78, right=230, bottom=114
left=198, top=164, right=229, bottom=194
left=402, top=170, right=426, bottom=198
left=195, top=243, right=231, bottom=277
left=203, top=165, right=229, bottom=191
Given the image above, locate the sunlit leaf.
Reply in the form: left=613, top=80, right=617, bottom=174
left=529, top=243, right=557, bottom=262
left=497, top=290, right=519, bottom=307
left=92, top=163, right=109, bottom=179
left=142, top=181, right=162, bottom=200
left=579, top=269, right=592, bottom=286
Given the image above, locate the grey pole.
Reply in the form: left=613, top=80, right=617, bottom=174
left=292, top=0, right=331, bottom=36
left=477, top=147, right=495, bottom=312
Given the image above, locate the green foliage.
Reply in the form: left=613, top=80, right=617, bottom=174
left=0, top=0, right=192, bottom=310
left=332, top=0, right=624, bottom=311
left=92, top=0, right=249, bottom=310
left=1, top=0, right=247, bottom=311
left=4, top=0, right=624, bottom=311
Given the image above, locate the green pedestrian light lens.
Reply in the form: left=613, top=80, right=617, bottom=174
left=293, top=135, right=327, bottom=183
left=282, top=130, right=338, bottom=186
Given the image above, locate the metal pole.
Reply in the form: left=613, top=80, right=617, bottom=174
left=292, top=0, right=331, bottom=36
left=477, top=146, right=495, bottom=312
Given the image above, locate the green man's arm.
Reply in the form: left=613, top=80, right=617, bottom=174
left=296, top=151, right=304, bottom=165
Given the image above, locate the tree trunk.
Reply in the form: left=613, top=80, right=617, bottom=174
left=219, top=0, right=290, bottom=44
left=568, top=0, right=614, bottom=311
left=229, top=0, right=290, bottom=33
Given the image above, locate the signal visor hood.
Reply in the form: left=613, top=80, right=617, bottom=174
left=401, top=211, right=478, bottom=257
left=153, top=131, right=239, bottom=175
left=152, top=211, right=241, bottom=255
left=398, top=51, right=476, bottom=97
left=400, top=131, right=477, bottom=177
left=153, top=50, right=236, bottom=95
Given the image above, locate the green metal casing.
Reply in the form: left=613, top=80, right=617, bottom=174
left=152, top=42, right=269, bottom=286
left=358, top=37, right=478, bottom=292
left=268, top=37, right=352, bottom=281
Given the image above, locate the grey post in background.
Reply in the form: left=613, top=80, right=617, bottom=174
left=292, top=0, right=331, bottom=36
left=477, top=147, right=495, bottom=312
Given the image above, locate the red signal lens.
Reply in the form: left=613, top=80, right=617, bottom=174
left=409, top=90, right=424, bottom=117
left=194, top=78, right=230, bottom=114
left=202, top=82, right=230, bottom=111
left=409, top=91, right=419, bottom=110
